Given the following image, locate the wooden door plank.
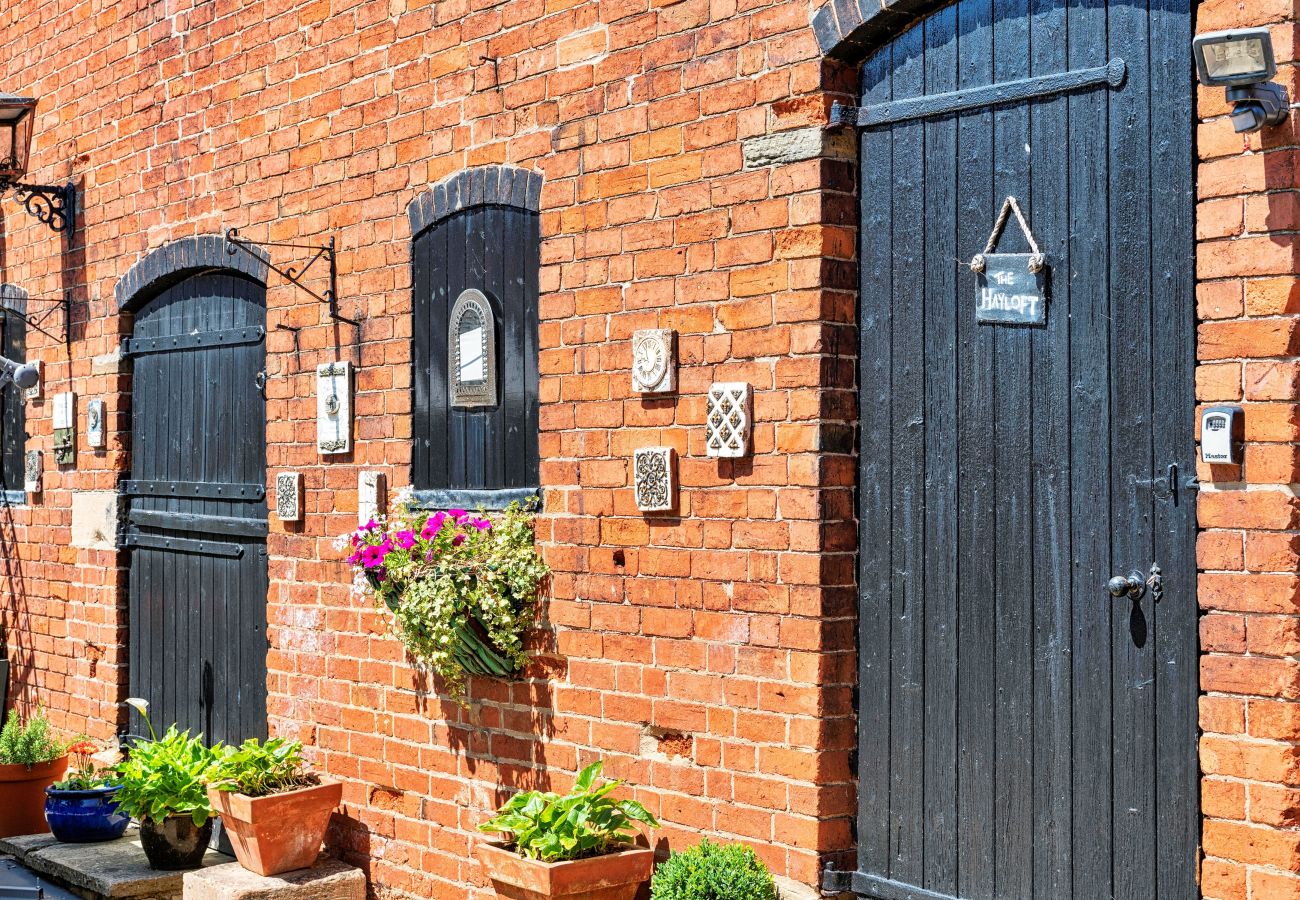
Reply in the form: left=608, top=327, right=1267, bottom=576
left=1149, top=1, right=1201, bottom=894
left=1066, top=0, right=1115, bottom=893
left=886, top=19, right=928, bottom=887
left=920, top=6, right=960, bottom=894
left=1027, top=0, right=1073, bottom=894
left=954, top=0, right=997, bottom=892
left=855, top=38, right=896, bottom=881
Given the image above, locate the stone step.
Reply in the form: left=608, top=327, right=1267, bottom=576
left=183, top=859, right=365, bottom=900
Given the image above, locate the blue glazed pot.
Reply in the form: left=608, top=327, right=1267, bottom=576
left=44, top=785, right=130, bottom=843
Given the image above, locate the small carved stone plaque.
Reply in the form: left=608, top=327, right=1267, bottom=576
left=633, top=447, right=676, bottom=513
left=631, top=329, right=675, bottom=394
left=358, top=471, right=386, bottom=525
left=23, top=450, right=40, bottom=494
left=52, top=392, right=75, bottom=466
left=86, top=399, right=105, bottom=449
left=23, top=361, right=40, bottom=401
left=449, top=289, right=498, bottom=408
left=705, top=382, right=752, bottom=458
left=276, top=472, right=303, bottom=523
left=317, top=361, right=352, bottom=456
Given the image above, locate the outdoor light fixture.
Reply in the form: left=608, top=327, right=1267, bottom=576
left=0, top=355, right=39, bottom=391
left=1194, top=29, right=1290, bottom=133
left=0, top=93, right=74, bottom=233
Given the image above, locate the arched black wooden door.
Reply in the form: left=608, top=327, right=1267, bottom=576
left=126, top=271, right=268, bottom=746
left=844, top=0, right=1197, bottom=897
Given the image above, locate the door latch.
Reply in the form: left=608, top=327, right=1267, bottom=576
left=1107, top=563, right=1163, bottom=602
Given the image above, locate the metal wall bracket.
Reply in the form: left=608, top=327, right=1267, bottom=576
left=0, top=180, right=75, bottom=233
left=2, top=291, right=70, bottom=344
left=224, top=228, right=358, bottom=326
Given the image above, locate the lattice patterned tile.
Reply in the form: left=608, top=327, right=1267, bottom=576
left=276, top=472, right=303, bottom=523
left=705, top=382, right=752, bottom=458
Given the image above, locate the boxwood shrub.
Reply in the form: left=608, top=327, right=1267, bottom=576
left=650, top=839, right=778, bottom=900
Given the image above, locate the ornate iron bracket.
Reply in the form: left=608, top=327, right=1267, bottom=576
left=223, top=228, right=359, bottom=326
left=0, top=180, right=75, bottom=233
left=2, top=291, right=71, bottom=344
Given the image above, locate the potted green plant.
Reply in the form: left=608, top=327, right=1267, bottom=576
left=0, top=708, right=68, bottom=838
left=342, top=499, right=548, bottom=702
left=207, top=737, right=341, bottom=876
left=111, top=699, right=219, bottom=870
left=44, top=739, right=129, bottom=843
left=476, top=761, right=658, bottom=900
left=649, top=839, right=778, bottom=900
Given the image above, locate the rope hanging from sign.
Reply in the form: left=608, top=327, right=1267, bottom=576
left=969, top=196, right=1046, bottom=274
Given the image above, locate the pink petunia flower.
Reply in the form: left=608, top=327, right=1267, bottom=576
left=360, top=545, right=389, bottom=569
left=452, top=534, right=466, bottom=547
left=395, top=530, right=417, bottom=549
left=469, top=517, right=492, bottom=531
left=448, top=508, right=468, bottom=523
left=421, top=512, right=448, bottom=539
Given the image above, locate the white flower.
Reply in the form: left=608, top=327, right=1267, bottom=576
left=125, top=697, right=149, bottom=715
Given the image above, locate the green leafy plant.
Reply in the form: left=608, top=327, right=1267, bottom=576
left=649, top=839, right=778, bottom=900
left=0, top=708, right=65, bottom=768
left=478, top=761, right=658, bottom=862
left=112, top=726, right=220, bottom=826
left=342, top=498, right=549, bottom=701
left=208, top=737, right=319, bottom=797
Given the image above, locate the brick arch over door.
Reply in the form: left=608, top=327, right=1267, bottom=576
left=117, top=236, right=271, bottom=747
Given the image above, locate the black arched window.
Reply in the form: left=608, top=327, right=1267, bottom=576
left=0, top=287, right=26, bottom=502
left=409, top=168, right=540, bottom=508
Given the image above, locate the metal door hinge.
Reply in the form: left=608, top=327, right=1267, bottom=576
left=1132, top=463, right=1198, bottom=505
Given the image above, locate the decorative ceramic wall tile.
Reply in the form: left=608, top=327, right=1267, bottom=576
left=23, top=361, right=41, bottom=401
left=631, top=329, right=675, bottom=394
left=705, top=382, right=752, bottom=458
left=449, top=289, right=498, bottom=408
left=276, top=472, right=303, bottom=523
left=358, top=471, right=386, bottom=525
left=86, top=399, right=105, bottom=449
left=52, top=392, right=75, bottom=465
left=633, top=447, right=676, bottom=513
left=23, top=451, right=40, bottom=494
left=317, top=361, right=352, bottom=455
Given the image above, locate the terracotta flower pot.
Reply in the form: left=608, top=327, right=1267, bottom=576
left=208, top=779, right=342, bottom=876
left=476, top=841, right=654, bottom=900
left=0, top=756, right=68, bottom=838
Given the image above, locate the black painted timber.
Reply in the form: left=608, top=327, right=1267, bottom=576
left=126, top=270, right=269, bottom=748
left=846, top=0, right=1198, bottom=897
left=0, top=304, right=26, bottom=496
left=412, top=203, right=540, bottom=501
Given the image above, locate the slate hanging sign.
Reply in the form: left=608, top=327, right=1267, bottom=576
left=970, top=196, right=1047, bottom=326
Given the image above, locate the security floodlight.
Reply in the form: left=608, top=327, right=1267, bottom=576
left=0, top=355, right=38, bottom=391
left=1194, top=29, right=1290, bottom=133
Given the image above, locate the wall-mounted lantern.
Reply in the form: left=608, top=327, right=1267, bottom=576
left=1193, top=29, right=1290, bottom=133
left=0, top=94, right=74, bottom=233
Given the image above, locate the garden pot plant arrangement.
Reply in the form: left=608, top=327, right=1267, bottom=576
left=476, top=760, right=659, bottom=900
left=111, top=699, right=220, bottom=870
left=649, top=839, right=778, bottom=900
left=207, top=736, right=340, bottom=876
left=0, top=708, right=68, bottom=838
left=343, top=497, right=548, bottom=701
left=44, top=739, right=129, bottom=843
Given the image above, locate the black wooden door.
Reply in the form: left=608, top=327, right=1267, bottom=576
left=126, top=272, right=269, bottom=746
left=850, top=0, right=1197, bottom=897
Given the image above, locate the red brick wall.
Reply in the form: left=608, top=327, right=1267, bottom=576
left=1195, top=1, right=1300, bottom=896
left=0, top=0, right=857, bottom=894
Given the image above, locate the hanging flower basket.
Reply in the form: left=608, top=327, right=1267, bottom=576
left=344, top=498, right=547, bottom=701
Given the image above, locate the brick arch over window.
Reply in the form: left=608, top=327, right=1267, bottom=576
left=406, top=166, right=542, bottom=238
left=116, top=235, right=269, bottom=312
left=812, top=0, right=948, bottom=61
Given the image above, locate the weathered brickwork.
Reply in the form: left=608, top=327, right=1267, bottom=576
left=0, top=0, right=857, bottom=895
left=1195, top=0, right=1300, bottom=896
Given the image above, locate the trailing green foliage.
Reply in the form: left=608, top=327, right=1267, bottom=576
left=0, top=709, right=65, bottom=767
left=343, top=499, right=549, bottom=701
left=478, top=761, right=658, bottom=862
left=649, top=839, right=778, bottom=900
left=112, top=727, right=220, bottom=826
left=208, top=737, right=319, bottom=797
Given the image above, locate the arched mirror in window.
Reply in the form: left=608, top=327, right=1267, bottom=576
left=409, top=167, right=540, bottom=509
